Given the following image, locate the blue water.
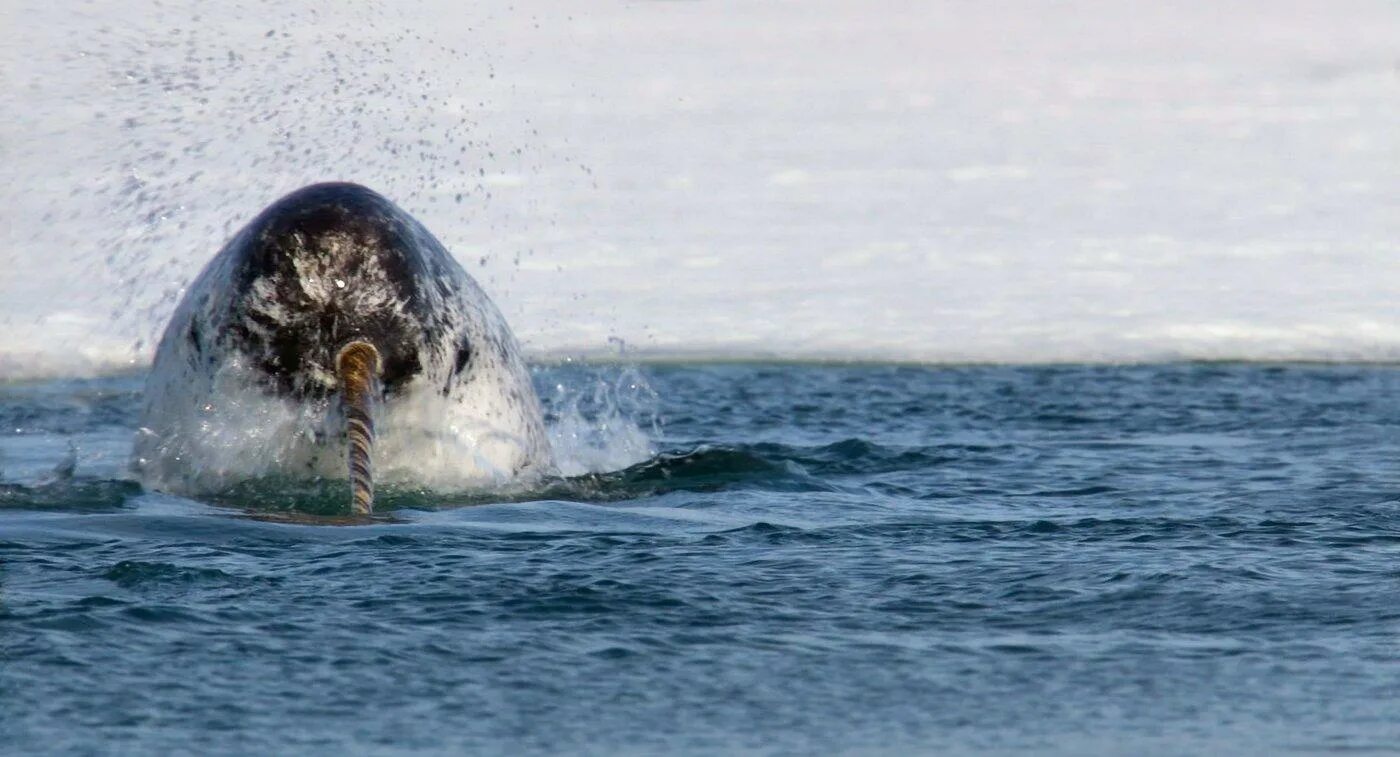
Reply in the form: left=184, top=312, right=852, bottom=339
left=5, top=364, right=1400, bottom=755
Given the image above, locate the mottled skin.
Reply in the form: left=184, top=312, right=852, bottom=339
left=134, top=183, right=554, bottom=496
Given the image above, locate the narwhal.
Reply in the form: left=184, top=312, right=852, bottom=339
left=133, top=182, right=554, bottom=512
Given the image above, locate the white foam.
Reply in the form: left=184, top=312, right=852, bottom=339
left=3, top=0, right=1398, bottom=378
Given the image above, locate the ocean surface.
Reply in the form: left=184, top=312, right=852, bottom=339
left=5, top=362, right=1400, bottom=755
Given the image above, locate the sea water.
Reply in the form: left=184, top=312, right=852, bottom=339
left=5, top=362, right=1400, bottom=755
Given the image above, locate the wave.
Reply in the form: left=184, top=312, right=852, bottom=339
left=0, top=438, right=990, bottom=518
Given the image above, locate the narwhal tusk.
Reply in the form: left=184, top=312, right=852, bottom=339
left=335, top=341, right=381, bottom=515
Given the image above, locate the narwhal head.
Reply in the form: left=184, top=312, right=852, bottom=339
left=185, top=182, right=472, bottom=514
left=217, top=182, right=458, bottom=401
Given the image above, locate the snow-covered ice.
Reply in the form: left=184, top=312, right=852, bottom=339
left=2, top=0, right=1397, bottom=377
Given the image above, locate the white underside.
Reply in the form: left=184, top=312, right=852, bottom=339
left=135, top=353, right=553, bottom=495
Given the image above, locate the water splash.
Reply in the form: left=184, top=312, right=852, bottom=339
left=2, top=1, right=576, bottom=378
left=0, top=361, right=667, bottom=515
left=543, top=362, right=660, bottom=477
